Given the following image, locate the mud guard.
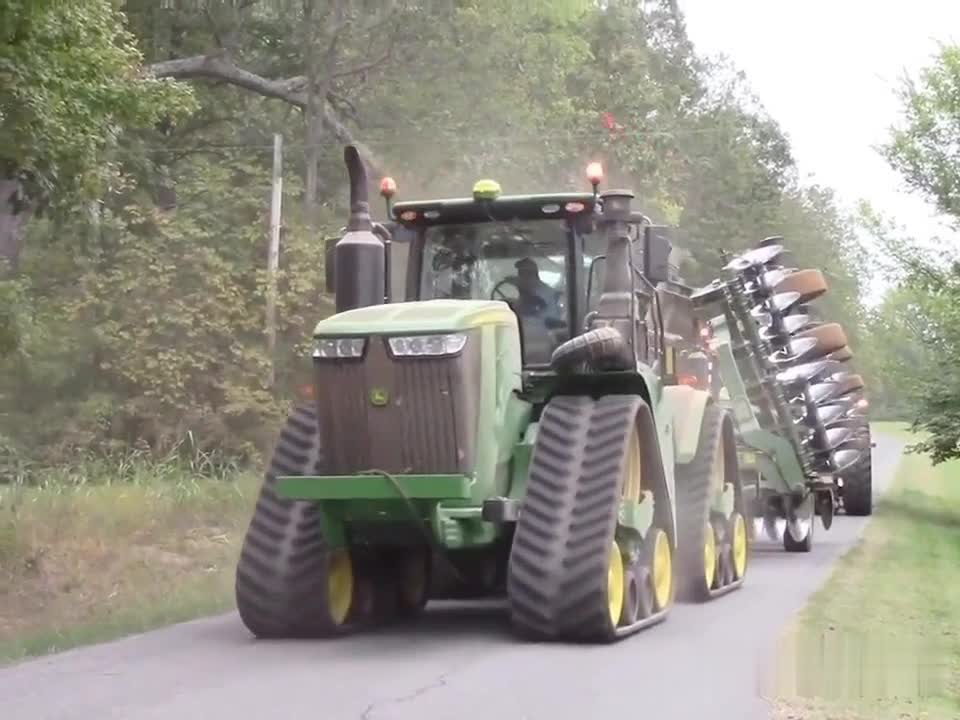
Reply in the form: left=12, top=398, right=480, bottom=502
left=662, top=384, right=713, bottom=465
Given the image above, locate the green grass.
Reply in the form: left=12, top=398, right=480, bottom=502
left=772, top=424, right=960, bottom=719
left=0, top=460, right=260, bottom=665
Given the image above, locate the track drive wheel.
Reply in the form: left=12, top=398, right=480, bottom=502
left=675, top=402, right=745, bottom=602
left=507, top=394, right=663, bottom=642
left=235, top=404, right=357, bottom=638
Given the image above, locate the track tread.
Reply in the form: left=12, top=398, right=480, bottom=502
left=507, top=393, right=644, bottom=641
left=675, top=402, right=732, bottom=602
left=235, top=404, right=342, bottom=638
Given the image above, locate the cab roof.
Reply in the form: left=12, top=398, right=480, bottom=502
left=390, top=192, right=597, bottom=226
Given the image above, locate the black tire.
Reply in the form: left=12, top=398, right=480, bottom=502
left=235, top=404, right=348, bottom=638
left=675, top=402, right=740, bottom=601
left=783, top=515, right=813, bottom=552
left=550, top=327, right=630, bottom=372
left=506, top=393, right=648, bottom=642
left=842, top=454, right=873, bottom=516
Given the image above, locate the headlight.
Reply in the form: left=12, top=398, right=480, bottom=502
left=387, top=333, right=467, bottom=357
left=313, top=337, right=366, bottom=359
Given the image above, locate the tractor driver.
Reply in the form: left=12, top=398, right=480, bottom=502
left=513, top=257, right=564, bottom=327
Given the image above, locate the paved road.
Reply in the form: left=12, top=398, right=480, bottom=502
left=2, top=433, right=905, bottom=720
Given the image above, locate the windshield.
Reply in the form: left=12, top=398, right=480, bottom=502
left=419, top=219, right=579, bottom=365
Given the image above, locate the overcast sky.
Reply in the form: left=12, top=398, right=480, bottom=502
left=677, top=0, right=960, bottom=265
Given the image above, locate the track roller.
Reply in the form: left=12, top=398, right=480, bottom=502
left=675, top=402, right=747, bottom=602
left=506, top=394, right=671, bottom=642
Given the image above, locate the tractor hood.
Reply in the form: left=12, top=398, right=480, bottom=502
left=312, top=299, right=518, bottom=336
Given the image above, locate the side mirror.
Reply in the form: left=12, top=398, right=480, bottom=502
left=644, top=225, right=673, bottom=285
left=324, top=237, right=338, bottom=292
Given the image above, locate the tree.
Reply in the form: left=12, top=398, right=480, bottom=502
left=0, top=0, right=194, bottom=271
left=883, top=44, right=960, bottom=223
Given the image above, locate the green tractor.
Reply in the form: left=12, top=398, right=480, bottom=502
left=234, top=146, right=749, bottom=643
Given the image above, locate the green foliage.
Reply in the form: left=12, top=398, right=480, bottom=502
left=883, top=44, right=960, bottom=221
left=869, top=44, right=960, bottom=462
left=0, top=0, right=195, bottom=203
left=856, top=206, right=960, bottom=462
left=1, top=152, right=329, bottom=463
left=0, top=0, right=873, bottom=468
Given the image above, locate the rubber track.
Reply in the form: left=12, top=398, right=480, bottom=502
left=235, top=404, right=336, bottom=638
left=507, top=393, right=644, bottom=641
left=675, top=402, right=741, bottom=602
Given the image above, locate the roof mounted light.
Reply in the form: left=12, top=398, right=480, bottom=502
left=379, top=176, right=397, bottom=215
left=473, top=179, right=501, bottom=201
left=379, top=176, right=397, bottom=198
left=586, top=162, right=603, bottom=187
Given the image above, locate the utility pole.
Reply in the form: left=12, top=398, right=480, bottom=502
left=266, top=132, right=283, bottom=389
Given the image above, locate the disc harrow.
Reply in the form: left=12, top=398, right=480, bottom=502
left=690, top=236, right=873, bottom=550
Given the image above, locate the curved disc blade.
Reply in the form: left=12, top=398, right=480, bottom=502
left=759, top=313, right=813, bottom=341
left=768, top=337, right=820, bottom=365
left=761, top=268, right=789, bottom=288
left=809, top=381, right=841, bottom=404
left=777, top=359, right=836, bottom=385
left=770, top=291, right=803, bottom=314
left=816, top=403, right=848, bottom=426
left=724, top=244, right=784, bottom=272
left=824, top=427, right=853, bottom=450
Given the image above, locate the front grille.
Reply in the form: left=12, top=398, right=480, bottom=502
left=314, top=330, right=481, bottom=475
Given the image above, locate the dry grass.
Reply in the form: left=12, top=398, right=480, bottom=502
left=772, top=425, right=960, bottom=719
left=0, top=460, right=260, bottom=665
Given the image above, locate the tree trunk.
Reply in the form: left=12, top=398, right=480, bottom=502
left=0, top=176, right=32, bottom=274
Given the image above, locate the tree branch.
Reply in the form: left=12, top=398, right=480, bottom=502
left=146, top=55, right=385, bottom=176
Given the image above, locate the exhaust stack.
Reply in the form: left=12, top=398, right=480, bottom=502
left=334, top=146, right=385, bottom=313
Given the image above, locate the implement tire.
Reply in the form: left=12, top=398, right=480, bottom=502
left=842, top=431, right=873, bottom=516
left=235, top=404, right=353, bottom=638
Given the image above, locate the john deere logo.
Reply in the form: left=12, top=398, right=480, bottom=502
left=369, top=387, right=389, bottom=407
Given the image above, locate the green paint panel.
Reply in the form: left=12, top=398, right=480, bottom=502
left=618, top=492, right=655, bottom=536
left=435, top=503, right=499, bottom=549
left=276, top=473, right=472, bottom=501
left=662, top=385, right=711, bottom=465
left=312, top=299, right=517, bottom=336
left=739, top=427, right=807, bottom=494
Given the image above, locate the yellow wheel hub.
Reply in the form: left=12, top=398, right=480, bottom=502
left=731, top=512, right=748, bottom=579
left=652, top=529, right=672, bottom=610
left=327, top=548, right=354, bottom=625
left=704, top=522, right=717, bottom=589
left=607, top=541, right=625, bottom=627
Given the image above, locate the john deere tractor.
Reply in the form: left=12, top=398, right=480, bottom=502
left=690, top=240, right=874, bottom=553
left=234, top=146, right=749, bottom=643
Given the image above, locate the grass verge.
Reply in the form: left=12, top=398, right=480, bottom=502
left=772, top=424, right=960, bottom=719
left=0, top=461, right=259, bottom=666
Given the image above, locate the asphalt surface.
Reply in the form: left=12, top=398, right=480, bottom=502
left=2, top=432, right=905, bottom=720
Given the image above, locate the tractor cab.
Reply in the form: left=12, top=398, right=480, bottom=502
left=324, top=159, right=686, bottom=372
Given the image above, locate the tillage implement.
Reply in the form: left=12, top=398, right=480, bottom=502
left=690, top=241, right=874, bottom=553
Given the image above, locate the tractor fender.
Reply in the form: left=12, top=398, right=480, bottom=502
left=662, top=385, right=713, bottom=465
